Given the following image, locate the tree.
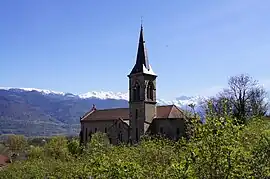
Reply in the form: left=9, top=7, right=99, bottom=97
left=44, top=136, right=69, bottom=160
left=202, top=96, right=234, bottom=118
left=204, top=74, right=268, bottom=124
left=6, top=134, right=27, bottom=153
left=67, top=139, right=81, bottom=156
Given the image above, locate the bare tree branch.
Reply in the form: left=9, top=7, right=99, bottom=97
left=201, top=74, right=269, bottom=124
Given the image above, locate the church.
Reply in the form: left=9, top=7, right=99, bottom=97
left=80, top=25, right=189, bottom=145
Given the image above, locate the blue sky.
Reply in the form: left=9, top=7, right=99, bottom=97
left=0, top=0, right=270, bottom=100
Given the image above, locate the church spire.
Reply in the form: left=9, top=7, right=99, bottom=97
left=129, top=24, right=154, bottom=75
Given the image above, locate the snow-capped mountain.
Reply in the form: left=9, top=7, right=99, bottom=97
left=1, top=87, right=66, bottom=96
left=0, top=87, right=206, bottom=107
left=0, top=87, right=208, bottom=136
left=79, top=91, right=129, bottom=100
left=1, top=87, right=268, bottom=136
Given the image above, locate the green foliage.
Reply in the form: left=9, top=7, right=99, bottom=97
left=204, top=74, right=269, bottom=125
left=1, top=116, right=270, bottom=178
left=6, top=134, right=27, bottom=152
left=28, top=146, right=44, bottom=159
left=43, top=136, right=69, bottom=160
left=85, top=132, right=111, bottom=156
left=67, top=138, right=81, bottom=156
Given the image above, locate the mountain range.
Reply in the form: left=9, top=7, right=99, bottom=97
left=0, top=87, right=206, bottom=137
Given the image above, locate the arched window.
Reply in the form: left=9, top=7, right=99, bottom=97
left=147, top=82, right=154, bottom=100
left=136, top=83, right=140, bottom=100
left=133, top=88, right=136, bottom=101
left=133, top=82, right=140, bottom=101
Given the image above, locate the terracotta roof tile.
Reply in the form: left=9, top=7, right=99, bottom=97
left=156, top=105, right=185, bottom=118
left=168, top=105, right=185, bottom=118
left=156, top=105, right=173, bottom=118
left=81, top=105, right=186, bottom=122
left=81, top=108, right=129, bottom=121
left=0, top=155, right=10, bottom=166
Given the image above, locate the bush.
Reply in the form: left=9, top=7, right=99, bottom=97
left=43, top=136, right=69, bottom=160
left=67, top=138, right=81, bottom=156
left=0, top=116, right=270, bottom=178
left=6, top=134, right=27, bottom=152
left=28, top=146, right=44, bottom=159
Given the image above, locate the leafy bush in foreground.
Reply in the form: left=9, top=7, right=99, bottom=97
left=0, top=116, right=269, bottom=178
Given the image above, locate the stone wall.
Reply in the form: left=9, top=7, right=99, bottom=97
left=81, top=120, right=129, bottom=145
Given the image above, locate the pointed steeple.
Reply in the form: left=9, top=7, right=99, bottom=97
left=129, top=25, right=156, bottom=76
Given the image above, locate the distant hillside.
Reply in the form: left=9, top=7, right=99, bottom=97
left=0, top=88, right=205, bottom=136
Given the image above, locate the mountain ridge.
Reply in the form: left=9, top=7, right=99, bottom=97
left=0, top=87, right=206, bottom=137
left=0, top=87, right=206, bottom=106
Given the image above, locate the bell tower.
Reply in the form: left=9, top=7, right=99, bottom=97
left=128, top=25, right=157, bottom=143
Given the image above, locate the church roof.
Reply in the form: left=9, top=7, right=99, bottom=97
left=156, top=105, right=186, bottom=119
left=129, top=25, right=156, bottom=76
left=80, top=105, right=186, bottom=122
left=81, top=107, right=129, bottom=121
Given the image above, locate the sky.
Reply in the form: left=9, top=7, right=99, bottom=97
left=0, top=0, right=270, bottom=100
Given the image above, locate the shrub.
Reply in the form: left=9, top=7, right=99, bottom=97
left=0, top=117, right=270, bottom=178
left=43, top=136, right=69, bottom=160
